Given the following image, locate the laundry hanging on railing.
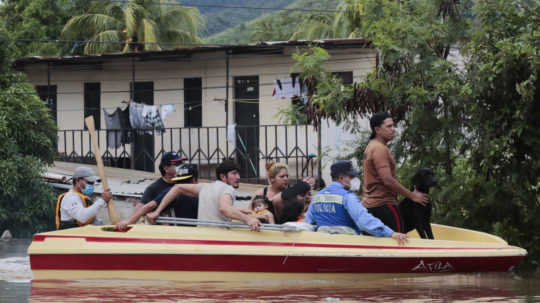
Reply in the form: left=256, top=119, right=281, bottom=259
left=128, top=101, right=174, bottom=135
left=103, top=106, right=134, bottom=148
left=272, top=76, right=306, bottom=99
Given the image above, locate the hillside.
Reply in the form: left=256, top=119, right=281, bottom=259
left=204, top=0, right=337, bottom=44
left=186, top=0, right=296, bottom=37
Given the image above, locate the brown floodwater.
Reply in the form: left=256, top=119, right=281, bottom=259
left=2, top=239, right=539, bottom=302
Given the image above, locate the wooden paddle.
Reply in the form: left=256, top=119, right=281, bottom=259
left=84, top=116, right=121, bottom=224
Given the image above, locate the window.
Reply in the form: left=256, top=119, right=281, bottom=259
left=35, top=85, right=57, bottom=124
left=332, top=71, right=354, bottom=85
left=84, top=83, right=101, bottom=129
left=131, top=82, right=154, bottom=105
left=184, top=78, right=202, bottom=127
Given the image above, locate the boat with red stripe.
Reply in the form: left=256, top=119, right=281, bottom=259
left=28, top=222, right=527, bottom=281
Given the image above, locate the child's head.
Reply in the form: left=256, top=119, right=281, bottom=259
left=252, top=195, right=268, bottom=212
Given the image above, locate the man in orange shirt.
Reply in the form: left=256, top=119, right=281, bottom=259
left=362, top=112, right=429, bottom=232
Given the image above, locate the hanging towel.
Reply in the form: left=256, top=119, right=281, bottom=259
left=227, top=124, right=236, bottom=147
left=129, top=101, right=145, bottom=129
left=119, top=105, right=133, bottom=143
left=103, top=108, right=123, bottom=148
left=160, top=104, right=176, bottom=121
left=141, top=103, right=165, bottom=134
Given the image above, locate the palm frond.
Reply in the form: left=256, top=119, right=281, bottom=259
left=62, top=14, right=123, bottom=40
left=140, top=18, right=161, bottom=50
left=84, top=30, right=124, bottom=54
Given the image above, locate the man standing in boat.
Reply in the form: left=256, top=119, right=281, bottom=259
left=362, top=112, right=429, bottom=232
left=303, top=160, right=409, bottom=245
left=56, top=167, right=112, bottom=230
left=146, top=159, right=262, bottom=231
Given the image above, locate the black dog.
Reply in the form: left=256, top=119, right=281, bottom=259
left=399, top=168, right=437, bottom=239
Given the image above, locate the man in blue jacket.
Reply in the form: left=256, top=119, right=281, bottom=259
left=304, top=160, right=408, bottom=245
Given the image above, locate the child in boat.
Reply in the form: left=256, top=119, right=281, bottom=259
left=251, top=195, right=275, bottom=224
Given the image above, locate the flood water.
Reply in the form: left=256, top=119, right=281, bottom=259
left=2, top=238, right=540, bottom=302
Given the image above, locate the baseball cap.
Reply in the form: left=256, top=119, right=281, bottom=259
left=172, top=163, right=198, bottom=183
left=160, top=151, right=186, bottom=167
left=330, top=160, right=360, bottom=178
left=73, top=167, right=99, bottom=183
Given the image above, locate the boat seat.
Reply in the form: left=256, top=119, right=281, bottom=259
left=316, top=226, right=357, bottom=235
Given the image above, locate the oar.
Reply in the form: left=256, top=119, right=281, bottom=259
left=84, top=116, right=120, bottom=224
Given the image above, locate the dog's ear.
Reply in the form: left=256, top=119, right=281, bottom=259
left=411, top=171, right=421, bottom=189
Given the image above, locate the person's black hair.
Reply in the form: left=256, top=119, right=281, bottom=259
left=369, top=112, right=392, bottom=139
left=158, top=164, right=166, bottom=176
left=252, top=195, right=268, bottom=207
left=216, top=159, right=239, bottom=180
left=278, top=198, right=305, bottom=224
left=282, top=181, right=311, bottom=201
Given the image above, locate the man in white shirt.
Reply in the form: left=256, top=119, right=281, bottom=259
left=56, top=167, right=112, bottom=230
left=146, top=160, right=261, bottom=231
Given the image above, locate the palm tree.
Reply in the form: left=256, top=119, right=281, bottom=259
left=291, top=0, right=364, bottom=40
left=61, top=0, right=204, bottom=54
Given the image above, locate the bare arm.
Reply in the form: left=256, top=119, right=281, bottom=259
left=219, top=194, right=261, bottom=231
left=378, top=167, right=428, bottom=205
left=146, top=184, right=201, bottom=222
left=116, top=202, right=157, bottom=231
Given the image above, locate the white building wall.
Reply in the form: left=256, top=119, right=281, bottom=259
left=22, top=47, right=376, bottom=179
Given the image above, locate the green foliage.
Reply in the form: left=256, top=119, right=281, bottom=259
left=61, top=0, right=204, bottom=54
left=292, top=0, right=364, bottom=39
left=0, top=0, right=101, bottom=57
left=206, top=0, right=338, bottom=44
left=199, top=0, right=295, bottom=38
left=0, top=27, right=58, bottom=236
left=457, top=0, right=540, bottom=270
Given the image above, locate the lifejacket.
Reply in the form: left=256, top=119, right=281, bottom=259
left=55, top=191, right=95, bottom=230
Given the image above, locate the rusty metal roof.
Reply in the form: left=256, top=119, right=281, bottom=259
left=14, top=38, right=372, bottom=67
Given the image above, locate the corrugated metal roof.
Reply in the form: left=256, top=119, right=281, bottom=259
left=14, top=38, right=372, bottom=67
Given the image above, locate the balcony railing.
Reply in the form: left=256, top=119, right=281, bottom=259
left=56, top=124, right=317, bottom=184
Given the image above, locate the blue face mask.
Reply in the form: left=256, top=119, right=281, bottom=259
left=82, top=184, right=94, bottom=196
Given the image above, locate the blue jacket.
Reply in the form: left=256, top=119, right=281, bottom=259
left=304, top=181, right=394, bottom=237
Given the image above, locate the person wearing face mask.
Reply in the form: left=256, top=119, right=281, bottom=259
left=55, top=167, right=113, bottom=230
left=303, top=160, right=409, bottom=245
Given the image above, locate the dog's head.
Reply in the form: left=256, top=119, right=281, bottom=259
left=411, top=168, right=437, bottom=193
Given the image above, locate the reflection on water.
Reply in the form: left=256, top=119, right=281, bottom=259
left=28, top=274, right=536, bottom=303
left=2, top=239, right=540, bottom=302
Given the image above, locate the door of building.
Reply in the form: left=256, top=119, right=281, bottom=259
left=131, top=82, right=155, bottom=172
left=234, top=76, right=259, bottom=178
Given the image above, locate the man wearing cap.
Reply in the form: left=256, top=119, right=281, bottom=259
left=56, top=167, right=113, bottom=230
left=362, top=112, right=428, bottom=232
left=303, top=160, right=409, bottom=245
left=115, top=152, right=186, bottom=230
left=146, top=159, right=262, bottom=231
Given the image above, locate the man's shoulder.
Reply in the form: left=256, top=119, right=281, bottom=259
left=145, top=178, right=169, bottom=191
left=366, top=140, right=388, bottom=152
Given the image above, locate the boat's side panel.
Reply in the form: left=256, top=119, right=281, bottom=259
left=30, top=253, right=522, bottom=273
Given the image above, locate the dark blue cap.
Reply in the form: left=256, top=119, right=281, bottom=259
left=160, top=151, right=186, bottom=167
left=330, top=160, right=360, bottom=178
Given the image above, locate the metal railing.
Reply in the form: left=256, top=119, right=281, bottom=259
left=56, top=124, right=317, bottom=183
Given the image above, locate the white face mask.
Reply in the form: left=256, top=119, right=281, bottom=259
left=350, top=177, right=361, bottom=192
left=176, top=165, right=189, bottom=175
